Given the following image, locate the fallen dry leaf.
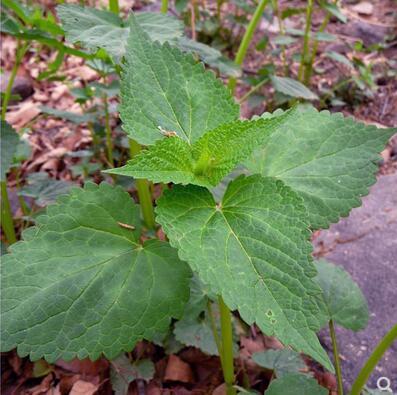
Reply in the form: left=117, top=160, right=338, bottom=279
left=6, top=101, right=40, bottom=129
left=65, top=66, right=98, bottom=81
left=212, top=383, right=227, bottom=395
left=352, top=1, right=374, bottom=15
left=51, top=84, right=69, bottom=102
left=28, top=374, right=53, bottom=395
left=46, top=384, right=61, bottom=395
left=164, top=355, right=194, bottom=383
left=239, top=336, right=265, bottom=360
left=69, top=380, right=98, bottom=395
left=55, top=358, right=108, bottom=376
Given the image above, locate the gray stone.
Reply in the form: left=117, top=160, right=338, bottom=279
left=1, top=72, right=33, bottom=101
left=339, top=21, right=390, bottom=46
left=314, top=172, right=397, bottom=391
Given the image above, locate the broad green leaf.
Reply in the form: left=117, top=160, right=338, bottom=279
left=19, top=172, right=74, bottom=207
left=315, top=259, right=369, bottom=331
left=270, top=76, right=319, bottom=101
left=315, top=32, right=337, bottom=42
left=325, top=51, right=354, bottom=69
left=57, top=5, right=183, bottom=62
left=135, top=12, right=183, bottom=43
left=174, top=278, right=238, bottom=356
left=178, top=276, right=212, bottom=321
left=174, top=309, right=219, bottom=356
left=362, top=387, right=385, bottom=395
left=265, top=373, right=328, bottom=395
left=120, top=14, right=238, bottom=145
left=273, top=35, right=297, bottom=46
left=107, top=137, right=197, bottom=185
left=319, top=1, right=347, bottom=23
left=156, top=175, right=332, bottom=371
left=0, top=12, right=22, bottom=35
left=1, top=182, right=191, bottom=362
left=57, top=5, right=236, bottom=75
left=246, top=107, right=396, bottom=229
left=107, top=110, right=293, bottom=186
left=1, top=120, right=19, bottom=181
left=110, top=354, right=154, bottom=395
left=252, top=349, right=306, bottom=377
left=57, top=4, right=126, bottom=61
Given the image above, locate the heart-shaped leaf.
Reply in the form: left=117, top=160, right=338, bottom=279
left=315, top=259, right=369, bottom=331
left=156, top=174, right=332, bottom=370
left=1, top=182, right=191, bottom=362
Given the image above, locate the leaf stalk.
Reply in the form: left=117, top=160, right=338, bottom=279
left=218, top=296, right=236, bottom=395
left=350, top=324, right=397, bottom=395
left=298, top=0, right=314, bottom=82
left=129, top=140, right=156, bottom=230
left=228, top=0, right=270, bottom=94
left=1, top=181, right=17, bottom=245
left=329, top=319, right=343, bottom=395
left=2, top=40, right=29, bottom=120
left=103, top=93, right=114, bottom=167
left=109, top=0, right=119, bottom=15
left=161, top=0, right=169, bottom=14
left=304, top=1, right=336, bottom=85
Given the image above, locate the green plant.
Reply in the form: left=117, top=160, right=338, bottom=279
left=1, top=12, right=395, bottom=395
left=1, top=0, right=94, bottom=79
left=228, top=0, right=270, bottom=93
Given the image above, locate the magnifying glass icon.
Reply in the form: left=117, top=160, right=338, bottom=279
left=377, top=377, right=393, bottom=393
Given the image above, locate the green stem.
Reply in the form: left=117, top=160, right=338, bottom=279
left=2, top=40, right=29, bottom=120
left=304, top=2, right=335, bottom=85
left=207, top=300, right=224, bottom=366
left=103, top=94, right=114, bottom=167
left=298, top=0, right=314, bottom=83
left=350, top=324, right=397, bottom=395
left=1, top=181, right=17, bottom=244
left=216, top=0, right=224, bottom=23
left=228, top=0, right=270, bottom=94
left=329, top=320, right=343, bottom=395
left=218, top=296, right=236, bottom=395
left=15, top=169, right=29, bottom=217
left=128, top=140, right=156, bottom=230
left=238, top=78, right=268, bottom=104
left=161, top=0, right=168, bottom=14
left=272, top=0, right=288, bottom=76
left=109, top=0, right=119, bottom=14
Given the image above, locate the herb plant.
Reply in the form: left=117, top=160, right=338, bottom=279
left=1, top=12, right=395, bottom=395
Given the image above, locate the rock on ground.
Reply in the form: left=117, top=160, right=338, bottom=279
left=314, top=172, right=397, bottom=391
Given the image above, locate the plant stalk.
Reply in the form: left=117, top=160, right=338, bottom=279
left=128, top=140, right=156, bottom=230
left=228, top=0, right=270, bottom=94
left=1, top=181, right=17, bottom=244
left=238, top=78, right=268, bottom=104
left=2, top=40, right=29, bottom=120
left=298, top=0, right=314, bottom=83
left=161, top=0, right=168, bottom=14
left=103, top=94, right=114, bottom=167
left=272, top=0, right=288, bottom=75
left=350, top=324, right=397, bottom=395
left=1, top=40, right=28, bottom=245
left=304, top=1, right=336, bottom=85
left=207, top=300, right=224, bottom=367
left=109, top=0, right=119, bottom=15
left=329, top=320, right=343, bottom=395
left=218, top=296, right=236, bottom=395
